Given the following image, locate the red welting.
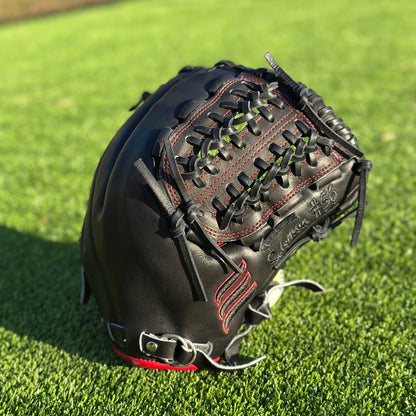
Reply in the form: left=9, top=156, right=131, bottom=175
left=112, top=344, right=199, bottom=371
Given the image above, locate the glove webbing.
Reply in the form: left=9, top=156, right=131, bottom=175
left=265, top=53, right=372, bottom=248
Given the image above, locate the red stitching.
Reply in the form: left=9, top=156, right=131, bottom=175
left=220, top=128, right=302, bottom=206
left=171, top=75, right=261, bottom=146
left=163, top=74, right=261, bottom=203
left=213, top=259, right=257, bottom=334
left=203, top=153, right=342, bottom=239
left=186, top=107, right=236, bottom=190
left=214, top=261, right=248, bottom=307
left=197, top=111, right=296, bottom=204
left=222, top=282, right=257, bottom=334
left=217, top=271, right=249, bottom=318
left=162, top=154, right=181, bottom=206
left=183, top=108, right=234, bottom=192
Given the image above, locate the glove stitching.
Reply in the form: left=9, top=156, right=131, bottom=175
left=203, top=156, right=342, bottom=239
left=162, top=76, right=262, bottom=206
left=196, top=111, right=296, bottom=204
left=162, top=75, right=267, bottom=204
left=189, top=90, right=292, bottom=195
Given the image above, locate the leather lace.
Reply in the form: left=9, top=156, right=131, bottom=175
left=212, top=120, right=334, bottom=230
left=176, top=81, right=283, bottom=188
left=134, top=54, right=372, bottom=304
left=175, top=78, right=338, bottom=230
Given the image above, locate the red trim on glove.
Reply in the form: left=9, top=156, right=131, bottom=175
left=112, top=344, right=200, bottom=371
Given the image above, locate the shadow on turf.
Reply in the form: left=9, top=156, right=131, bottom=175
left=0, top=226, right=119, bottom=365
left=0, top=226, right=260, bottom=371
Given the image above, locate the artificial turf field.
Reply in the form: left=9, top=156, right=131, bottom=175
left=0, top=0, right=415, bottom=414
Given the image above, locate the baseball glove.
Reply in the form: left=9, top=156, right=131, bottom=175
left=80, top=53, right=372, bottom=370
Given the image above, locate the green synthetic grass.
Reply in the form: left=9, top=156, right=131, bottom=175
left=1, top=0, right=415, bottom=414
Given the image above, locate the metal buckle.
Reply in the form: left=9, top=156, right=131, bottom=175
left=139, top=332, right=197, bottom=367
left=160, top=334, right=197, bottom=367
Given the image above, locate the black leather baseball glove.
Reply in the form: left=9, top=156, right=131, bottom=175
left=80, top=53, right=372, bottom=370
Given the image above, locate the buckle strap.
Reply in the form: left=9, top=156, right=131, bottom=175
left=138, top=332, right=264, bottom=371
left=139, top=332, right=201, bottom=367
left=107, top=275, right=325, bottom=371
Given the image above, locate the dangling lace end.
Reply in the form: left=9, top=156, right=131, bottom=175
left=170, top=210, right=208, bottom=302
left=189, top=216, right=243, bottom=275
left=200, top=349, right=266, bottom=371
left=350, top=159, right=373, bottom=247
left=217, top=274, right=326, bottom=371
left=134, top=158, right=207, bottom=302
left=264, top=52, right=302, bottom=96
left=162, top=133, right=244, bottom=277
